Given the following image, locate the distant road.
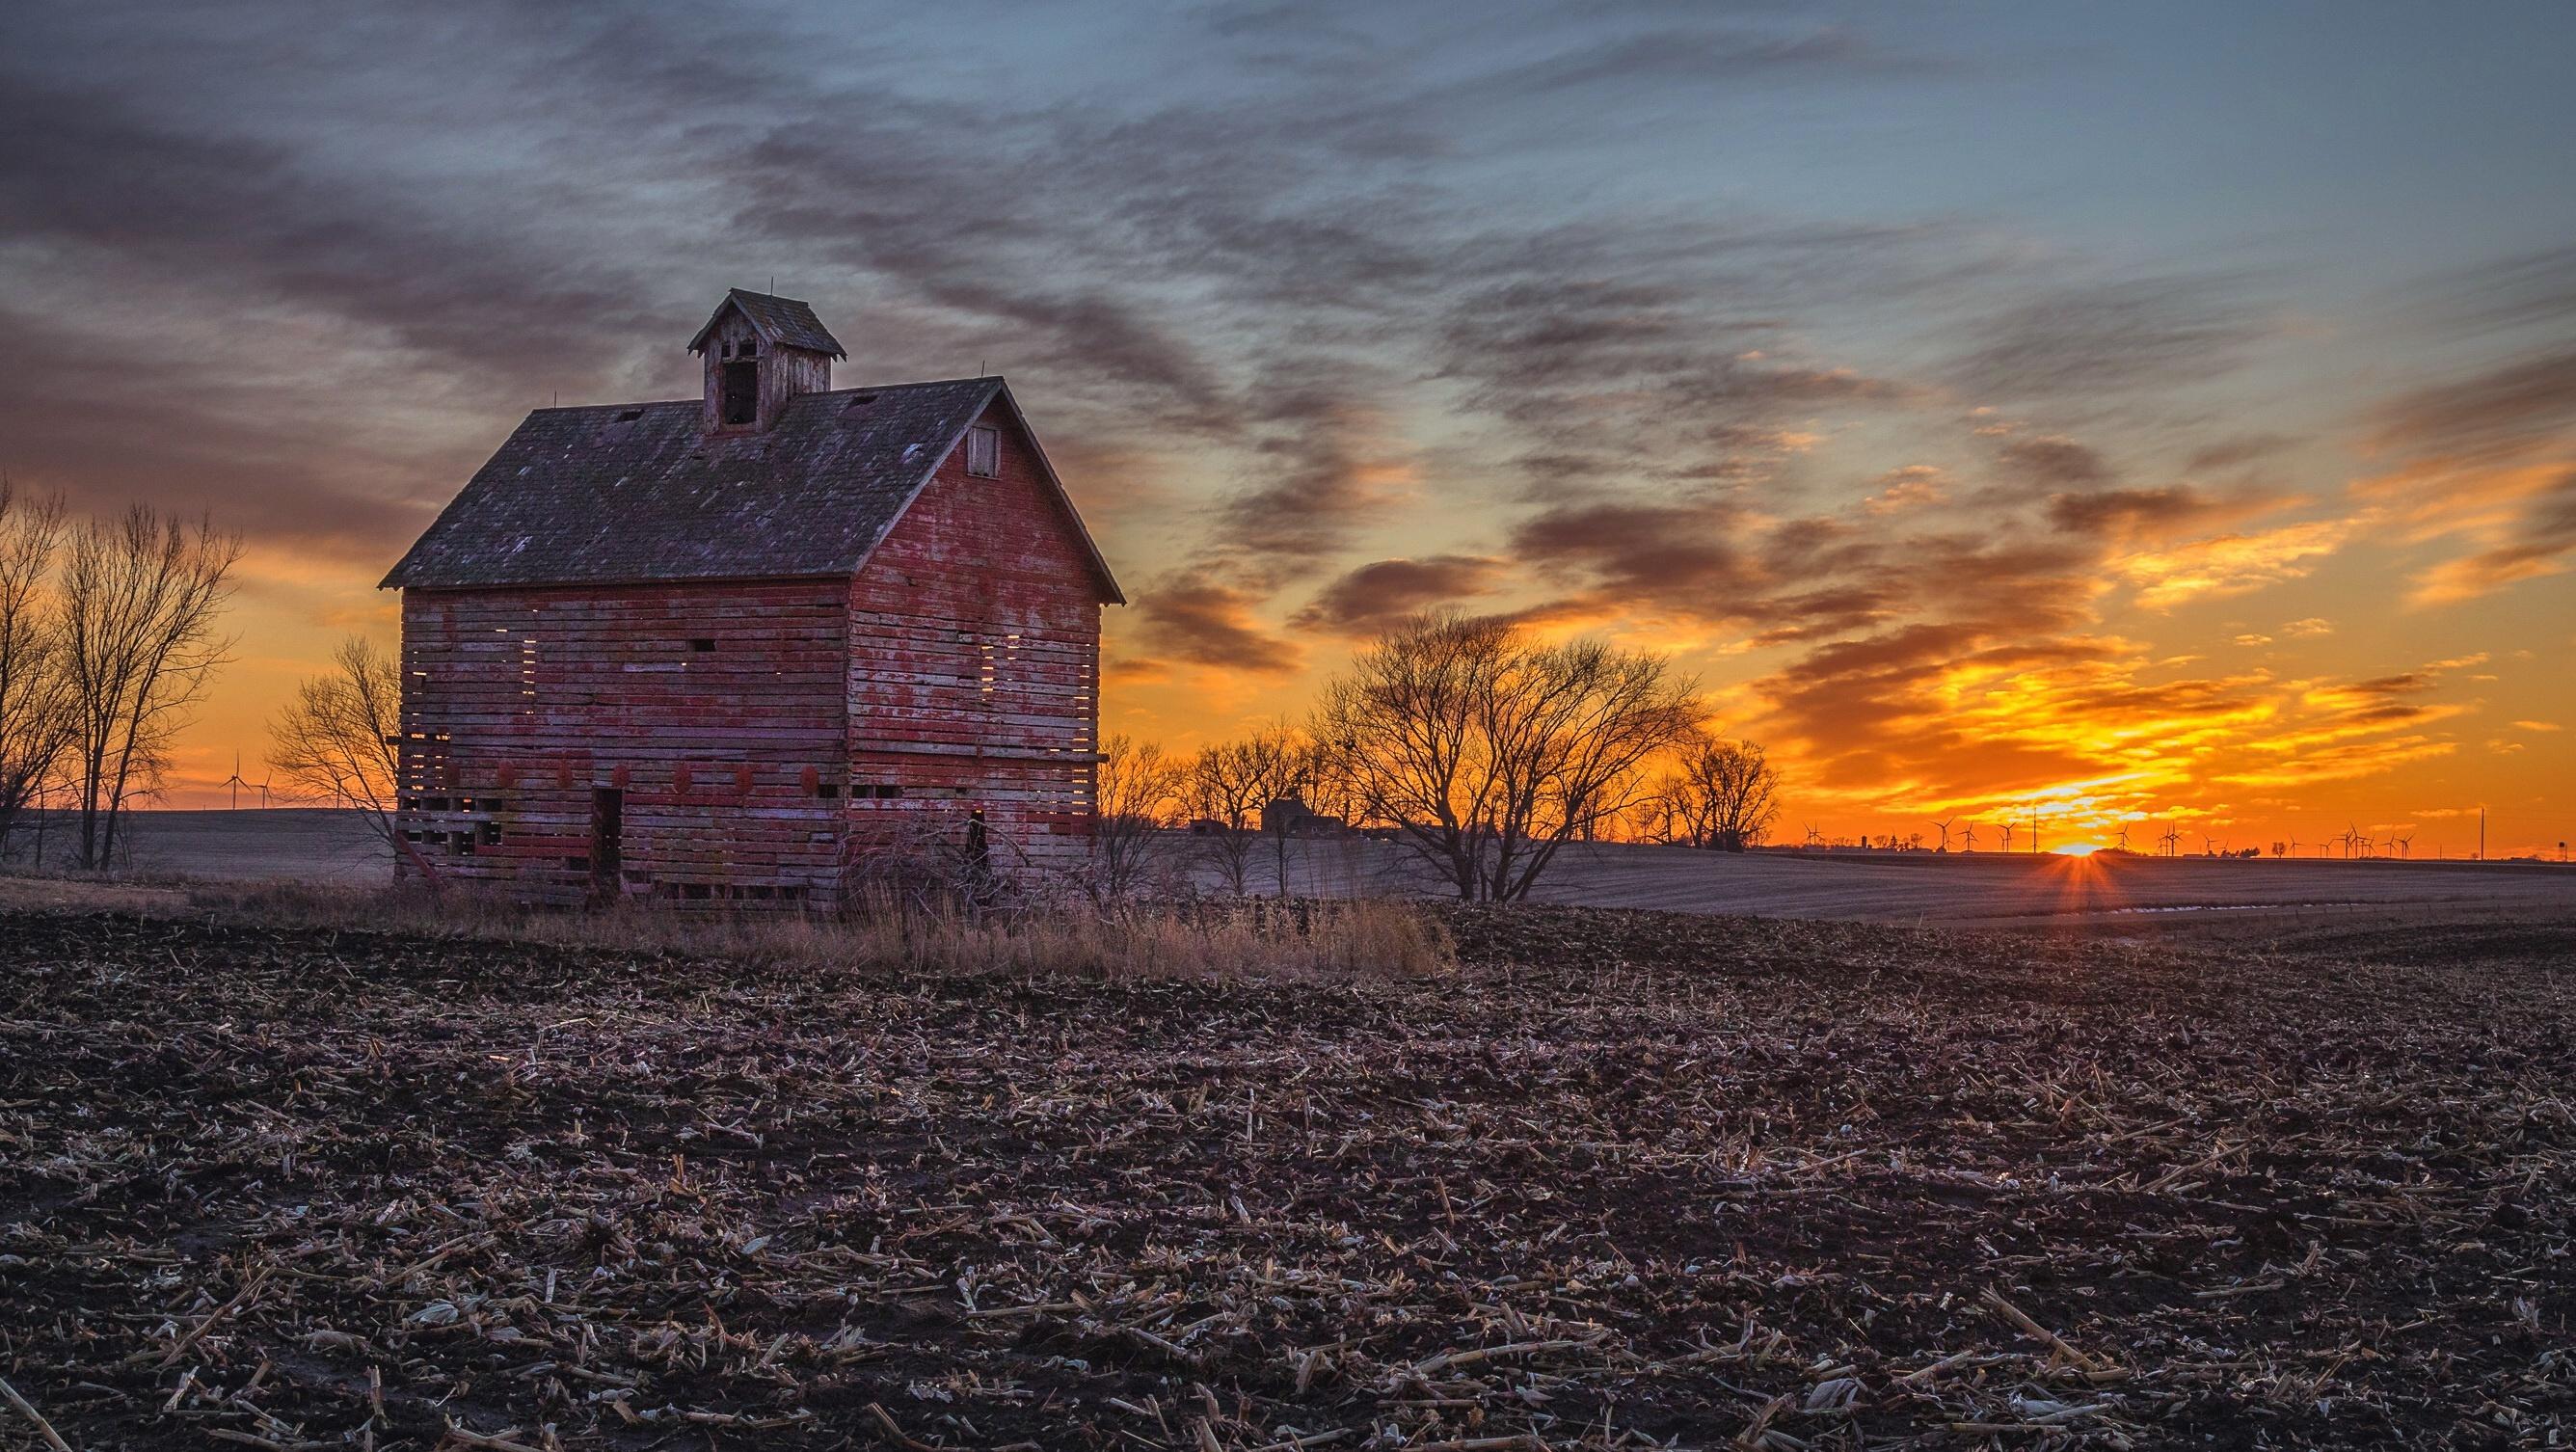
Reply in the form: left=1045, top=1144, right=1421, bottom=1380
left=11, top=811, right=2571, bottom=928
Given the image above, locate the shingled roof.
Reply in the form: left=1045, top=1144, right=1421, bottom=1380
left=380, top=377, right=1121, bottom=600
left=685, top=289, right=846, bottom=359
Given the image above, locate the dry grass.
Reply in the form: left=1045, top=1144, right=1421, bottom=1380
left=195, top=880, right=1458, bottom=980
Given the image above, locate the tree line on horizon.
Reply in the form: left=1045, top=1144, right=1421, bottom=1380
left=1088, top=610, right=1783, bottom=904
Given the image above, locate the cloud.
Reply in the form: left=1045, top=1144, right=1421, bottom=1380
left=1862, top=466, right=1945, bottom=515
left=1212, top=366, right=1414, bottom=565
left=1945, top=275, right=2273, bottom=402
left=2185, top=433, right=2294, bottom=472
left=2513, top=719, right=2563, bottom=732
left=2113, top=518, right=2357, bottom=610
left=1999, top=435, right=2113, bottom=492
left=2045, top=484, right=2279, bottom=539
left=2404, top=467, right=2576, bottom=605
left=1290, top=554, right=1507, bottom=635
left=1461, top=25, right=1944, bottom=99
left=2405, top=244, right=2576, bottom=336
left=2368, top=351, right=2576, bottom=464
left=1508, top=498, right=1759, bottom=603
left=1129, top=571, right=1304, bottom=674
left=2278, top=617, right=2334, bottom=637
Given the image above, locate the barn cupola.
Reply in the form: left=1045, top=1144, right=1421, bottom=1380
left=686, top=288, right=848, bottom=434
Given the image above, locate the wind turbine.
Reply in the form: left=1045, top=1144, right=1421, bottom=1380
left=1931, top=817, right=1954, bottom=852
left=2113, top=823, right=2133, bottom=852
left=2395, top=833, right=2413, bottom=859
left=257, top=770, right=274, bottom=808
left=1961, top=821, right=1980, bottom=853
left=1803, top=822, right=1824, bottom=849
left=220, top=752, right=251, bottom=810
left=1999, top=820, right=2018, bottom=853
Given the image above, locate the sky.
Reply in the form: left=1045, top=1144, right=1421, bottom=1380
left=4, top=0, right=2572, bottom=855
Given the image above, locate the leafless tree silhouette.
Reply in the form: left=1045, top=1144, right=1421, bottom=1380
left=1189, top=726, right=1302, bottom=897
left=61, top=507, right=242, bottom=869
left=268, top=636, right=443, bottom=883
left=1080, top=734, right=1187, bottom=904
left=1647, top=734, right=1782, bottom=851
left=0, top=482, right=77, bottom=858
left=1318, top=611, right=1699, bottom=902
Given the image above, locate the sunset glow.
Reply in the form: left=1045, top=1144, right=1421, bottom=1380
left=2, top=4, right=2567, bottom=858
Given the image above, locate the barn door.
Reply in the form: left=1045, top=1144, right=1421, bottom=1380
left=590, top=787, right=623, bottom=902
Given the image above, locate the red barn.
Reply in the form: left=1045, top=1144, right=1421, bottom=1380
left=382, top=290, right=1122, bottom=906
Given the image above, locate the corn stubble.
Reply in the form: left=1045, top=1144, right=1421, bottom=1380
left=0, top=901, right=2569, bottom=1448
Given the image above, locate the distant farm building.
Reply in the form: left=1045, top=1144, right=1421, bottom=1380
left=382, top=290, right=1122, bottom=905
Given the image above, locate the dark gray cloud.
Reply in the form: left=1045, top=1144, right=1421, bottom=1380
left=1290, top=555, right=1508, bottom=636
left=1130, top=570, right=1304, bottom=674
left=2368, top=351, right=2576, bottom=463
left=1509, top=498, right=1760, bottom=602
left=1946, top=275, right=2272, bottom=403
left=2046, top=484, right=2246, bottom=537
left=2405, top=244, right=2576, bottom=336
left=1996, top=435, right=2113, bottom=492
left=2184, top=433, right=2294, bottom=472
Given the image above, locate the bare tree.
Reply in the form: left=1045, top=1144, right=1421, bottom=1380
left=1316, top=611, right=1699, bottom=902
left=58, top=507, right=243, bottom=870
left=1650, top=734, right=1783, bottom=851
left=0, top=483, right=76, bottom=858
left=265, top=635, right=450, bottom=884
left=1189, top=724, right=1305, bottom=897
left=1080, top=733, right=1187, bottom=904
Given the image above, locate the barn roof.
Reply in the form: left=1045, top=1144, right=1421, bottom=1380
left=685, top=289, right=847, bottom=359
left=380, top=377, right=1122, bottom=601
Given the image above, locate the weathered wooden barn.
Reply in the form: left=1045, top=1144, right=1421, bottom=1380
left=382, top=290, right=1122, bottom=906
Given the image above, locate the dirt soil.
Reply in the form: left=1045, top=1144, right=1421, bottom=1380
left=2, top=905, right=2571, bottom=1449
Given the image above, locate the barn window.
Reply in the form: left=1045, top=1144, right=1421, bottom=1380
left=818, top=783, right=840, bottom=798
left=965, top=425, right=1000, bottom=477
left=690, top=637, right=716, bottom=653
left=720, top=358, right=758, bottom=425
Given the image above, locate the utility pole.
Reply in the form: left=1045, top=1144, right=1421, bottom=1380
left=2480, top=806, right=2485, bottom=862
